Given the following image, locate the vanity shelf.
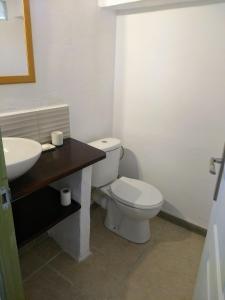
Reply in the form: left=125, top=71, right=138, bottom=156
left=10, top=138, right=106, bottom=201
left=12, top=186, right=81, bottom=248
left=9, top=138, right=106, bottom=247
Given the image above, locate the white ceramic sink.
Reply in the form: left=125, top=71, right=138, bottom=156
left=3, top=137, right=42, bottom=181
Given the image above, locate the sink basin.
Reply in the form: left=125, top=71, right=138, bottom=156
left=3, top=137, right=42, bottom=181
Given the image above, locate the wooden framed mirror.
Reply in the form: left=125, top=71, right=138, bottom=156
left=0, top=0, right=35, bottom=84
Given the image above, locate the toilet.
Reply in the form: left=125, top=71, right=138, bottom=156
left=89, top=138, right=164, bottom=244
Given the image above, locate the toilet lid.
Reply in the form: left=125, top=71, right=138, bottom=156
left=110, top=177, right=163, bottom=210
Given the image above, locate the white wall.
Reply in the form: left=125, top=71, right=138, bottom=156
left=0, top=0, right=116, bottom=141
left=114, top=2, right=225, bottom=228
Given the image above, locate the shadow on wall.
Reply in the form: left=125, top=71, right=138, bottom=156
left=162, top=201, right=185, bottom=220
left=119, top=148, right=141, bottom=179
left=119, top=148, right=185, bottom=221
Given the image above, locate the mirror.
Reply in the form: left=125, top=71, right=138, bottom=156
left=0, top=0, right=35, bottom=84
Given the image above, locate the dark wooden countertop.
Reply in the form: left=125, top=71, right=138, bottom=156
left=10, top=138, right=106, bottom=201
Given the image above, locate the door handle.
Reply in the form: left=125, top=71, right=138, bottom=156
left=209, top=157, right=223, bottom=175
left=210, top=145, right=225, bottom=201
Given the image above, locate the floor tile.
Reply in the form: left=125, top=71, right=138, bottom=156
left=22, top=206, right=204, bottom=300
left=20, top=237, right=61, bottom=280
left=49, top=251, right=120, bottom=299
left=20, top=248, right=45, bottom=280
left=24, top=266, right=78, bottom=300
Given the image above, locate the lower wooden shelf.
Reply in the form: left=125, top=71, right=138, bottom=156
left=12, top=186, right=81, bottom=248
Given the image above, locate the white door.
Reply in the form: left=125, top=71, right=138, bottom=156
left=193, top=145, right=225, bottom=300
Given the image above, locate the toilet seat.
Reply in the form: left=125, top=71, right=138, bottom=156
left=110, top=177, right=163, bottom=210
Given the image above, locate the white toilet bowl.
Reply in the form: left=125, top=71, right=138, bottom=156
left=102, top=177, right=163, bottom=243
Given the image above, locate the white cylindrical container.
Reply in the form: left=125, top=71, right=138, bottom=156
left=60, top=188, right=71, bottom=206
left=51, top=131, right=63, bottom=146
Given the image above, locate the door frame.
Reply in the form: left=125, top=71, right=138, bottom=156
left=0, top=131, right=24, bottom=300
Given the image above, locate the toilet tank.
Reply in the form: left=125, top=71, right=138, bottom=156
left=88, top=138, right=121, bottom=187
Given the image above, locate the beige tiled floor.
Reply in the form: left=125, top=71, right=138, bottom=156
left=20, top=206, right=204, bottom=300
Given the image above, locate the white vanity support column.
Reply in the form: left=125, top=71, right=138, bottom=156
left=48, top=166, right=93, bottom=262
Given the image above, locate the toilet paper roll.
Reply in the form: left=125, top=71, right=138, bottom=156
left=60, top=188, right=71, bottom=206
left=51, top=131, right=63, bottom=146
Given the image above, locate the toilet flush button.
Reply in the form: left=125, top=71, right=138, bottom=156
left=101, top=140, right=108, bottom=143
